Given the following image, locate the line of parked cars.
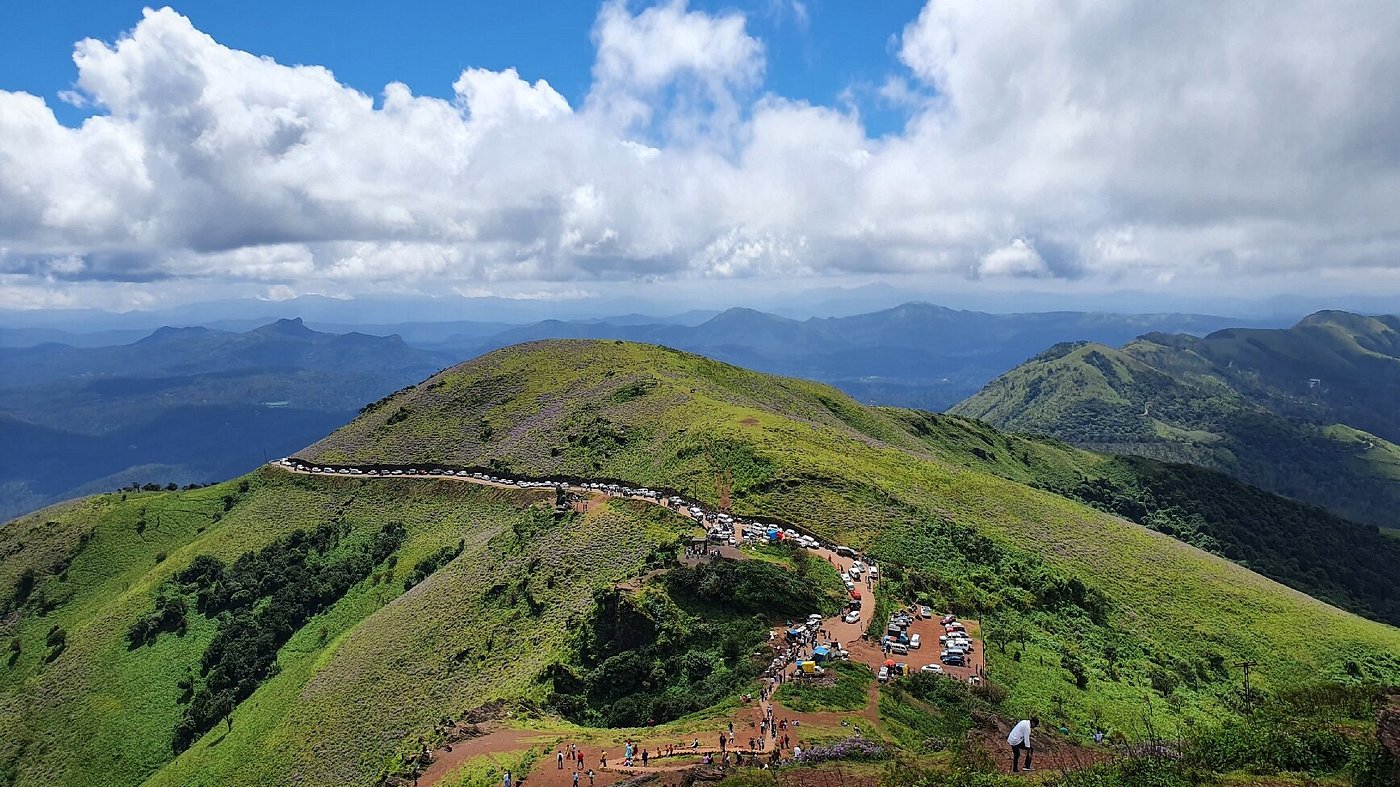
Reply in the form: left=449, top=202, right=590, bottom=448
left=939, top=614, right=973, bottom=668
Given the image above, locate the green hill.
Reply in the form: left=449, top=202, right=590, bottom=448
left=3, top=339, right=1398, bottom=787
left=951, top=312, right=1400, bottom=530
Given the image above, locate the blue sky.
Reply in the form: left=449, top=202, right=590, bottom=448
left=2, top=1, right=923, bottom=134
left=1, top=1, right=1398, bottom=314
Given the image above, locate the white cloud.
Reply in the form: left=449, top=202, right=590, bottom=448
left=2, top=1, right=1400, bottom=309
left=978, top=239, right=1048, bottom=278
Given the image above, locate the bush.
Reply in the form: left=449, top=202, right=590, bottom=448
left=791, top=736, right=887, bottom=766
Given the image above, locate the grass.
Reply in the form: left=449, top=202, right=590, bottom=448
left=949, top=325, right=1400, bottom=531
left=0, top=470, right=693, bottom=787
left=298, top=340, right=1400, bottom=722
left=444, top=748, right=536, bottom=787
left=775, top=660, right=872, bottom=713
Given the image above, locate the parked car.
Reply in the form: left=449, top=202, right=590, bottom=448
left=920, top=664, right=944, bottom=674
left=919, top=605, right=933, bottom=619
left=890, top=642, right=909, bottom=655
left=910, top=633, right=922, bottom=649
left=844, top=610, right=861, bottom=624
left=941, top=614, right=956, bottom=625
left=878, top=666, right=890, bottom=682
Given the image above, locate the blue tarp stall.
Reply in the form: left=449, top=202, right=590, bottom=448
left=766, top=527, right=780, bottom=542
left=812, top=646, right=831, bottom=663
left=786, top=628, right=803, bottom=641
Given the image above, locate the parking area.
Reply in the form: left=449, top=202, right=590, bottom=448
left=776, top=548, right=986, bottom=688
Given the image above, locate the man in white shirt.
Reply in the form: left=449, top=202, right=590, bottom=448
left=1007, top=716, right=1039, bottom=772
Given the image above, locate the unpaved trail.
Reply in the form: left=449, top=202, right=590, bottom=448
left=275, top=463, right=998, bottom=784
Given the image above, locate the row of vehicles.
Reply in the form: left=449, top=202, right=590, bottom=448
left=940, top=617, right=973, bottom=667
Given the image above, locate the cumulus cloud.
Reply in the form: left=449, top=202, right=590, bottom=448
left=2, top=1, right=1400, bottom=308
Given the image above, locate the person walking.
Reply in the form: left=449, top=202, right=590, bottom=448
left=558, top=750, right=565, bottom=769
left=502, top=770, right=511, bottom=787
left=1008, top=716, right=1039, bottom=772
left=572, top=771, right=580, bottom=787
left=587, top=769, right=595, bottom=786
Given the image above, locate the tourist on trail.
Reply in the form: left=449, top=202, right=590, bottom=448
left=587, top=769, right=595, bottom=786
left=719, top=733, right=726, bottom=752
left=600, top=751, right=607, bottom=768
left=578, top=750, right=585, bottom=769
left=728, top=720, right=734, bottom=734
left=1008, top=716, right=1038, bottom=772
left=558, top=750, right=565, bottom=769
left=643, top=748, right=649, bottom=766
left=573, top=772, right=580, bottom=786
left=502, top=770, right=511, bottom=787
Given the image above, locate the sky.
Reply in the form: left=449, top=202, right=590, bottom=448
left=1, top=1, right=1399, bottom=316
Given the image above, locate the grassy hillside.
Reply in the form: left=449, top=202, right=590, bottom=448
left=0, top=469, right=692, bottom=787
left=951, top=312, right=1400, bottom=529
left=6, top=339, right=1399, bottom=787
left=302, top=341, right=1400, bottom=708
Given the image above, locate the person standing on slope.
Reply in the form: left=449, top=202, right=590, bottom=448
left=1008, top=717, right=1038, bottom=772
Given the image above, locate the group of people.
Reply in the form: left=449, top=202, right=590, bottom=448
left=552, top=743, right=597, bottom=786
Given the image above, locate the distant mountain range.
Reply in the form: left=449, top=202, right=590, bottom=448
left=0, top=318, right=451, bottom=520
left=0, top=303, right=1258, bottom=521
left=953, top=310, right=1400, bottom=529
left=425, top=302, right=1257, bottom=410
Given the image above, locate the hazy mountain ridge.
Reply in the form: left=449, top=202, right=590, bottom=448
left=0, top=318, right=453, bottom=520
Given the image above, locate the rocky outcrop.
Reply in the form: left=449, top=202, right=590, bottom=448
left=1379, top=691, right=1400, bottom=774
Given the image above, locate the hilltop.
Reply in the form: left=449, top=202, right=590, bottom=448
left=3, top=340, right=1398, bottom=787
left=951, top=311, right=1400, bottom=530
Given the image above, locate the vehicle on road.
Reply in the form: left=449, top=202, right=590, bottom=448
left=910, top=633, right=921, bottom=649
left=920, top=664, right=943, bottom=674
left=844, top=610, right=861, bottom=624
left=919, top=605, right=933, bottom=618
left=878, top=666, right=890, bottom=682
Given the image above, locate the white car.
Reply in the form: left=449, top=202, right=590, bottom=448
left=877, top=666, right=890, bottom=682
left=843, top=578, right=855, bottom=590
left=843, top=610, right=860, bottom=624
left=920, top=664, right=943, bottom=674
left=910, top=633, right=922, bottom=649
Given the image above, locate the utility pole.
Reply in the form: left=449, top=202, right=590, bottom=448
left=1234, top=660, right=1257, bottom=714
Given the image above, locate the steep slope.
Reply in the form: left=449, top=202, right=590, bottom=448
left=0, top=472, right=693, bottom=787
left=951, top=312, right=1400, bottom=528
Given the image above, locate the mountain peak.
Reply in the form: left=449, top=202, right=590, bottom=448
left=252, top=317, right=316, bottom=337
left=136, top=325, right=212, bottom=344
